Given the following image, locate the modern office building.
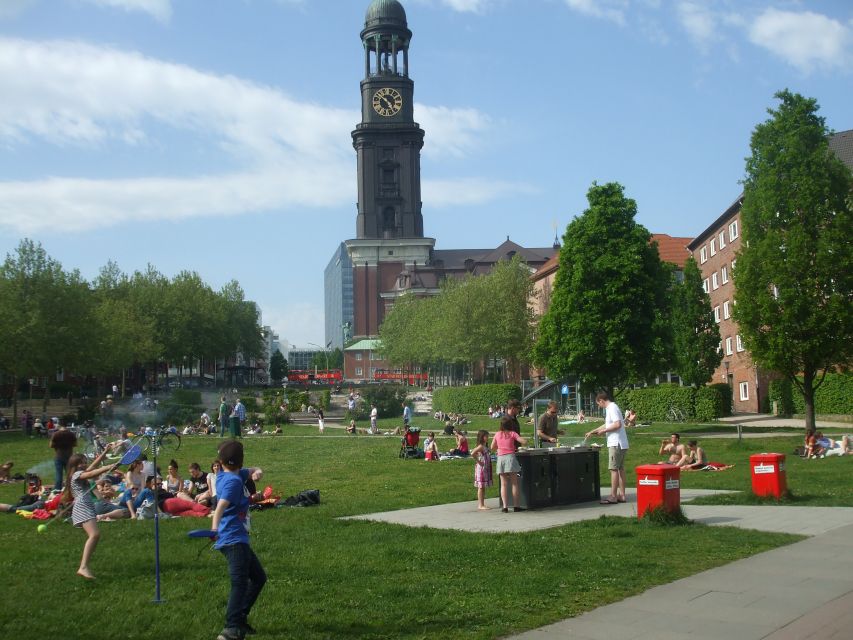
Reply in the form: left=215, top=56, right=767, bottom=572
left=324, top=242, right=354, bottom=351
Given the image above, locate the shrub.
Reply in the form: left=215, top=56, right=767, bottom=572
left=359, top=385, right=407, bottom=419
left=432, top=384, right=521, bottom=415
left=618, top=384, right=730, bottom=422
left=170, top=389, right=202, bottom=406
left=788, top=372, right=853, bottom=416
left=320, top=389, right=331, bottom=411
left=769, top=378, right=794, bottom=416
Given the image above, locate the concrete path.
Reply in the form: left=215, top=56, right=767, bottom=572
left=344, top=496, right=853, bottom=639
left=509, top=522, right=853, bottom=640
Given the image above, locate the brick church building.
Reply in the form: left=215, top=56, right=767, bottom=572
left=336, top=0, right=557, bottom=380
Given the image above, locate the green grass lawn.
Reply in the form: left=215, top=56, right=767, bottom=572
left=1, top=417, right=844, bottom=639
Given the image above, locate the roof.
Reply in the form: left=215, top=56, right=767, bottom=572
left=829, top=128, right=853, bottom=170
left=650, top=234, right=693, bottom=268
left=531, top=253, right=559, bottom=282
left=365, top=0, right=407, bottom=28
left=688, top=129, right=853, bottom=250
left=345, top=339, right=383, bottom=351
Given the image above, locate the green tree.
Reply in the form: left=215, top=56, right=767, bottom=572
left=532, top=182, right=672, bottom=397
left=269, top=350, right=287, bottom=384
left=672, top=256, right=722, bottom=386
left=734, top=90, right=853, bottom=431
left=0, top=240, right=94, bottom=425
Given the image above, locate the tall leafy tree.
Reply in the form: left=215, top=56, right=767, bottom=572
left=672, top=256, right=722, bottom=386
left=734, top=90, right=853, bottom=430
left=269, top=350, right=287, bottom=383
left=532, top=182, right=672, bottom=397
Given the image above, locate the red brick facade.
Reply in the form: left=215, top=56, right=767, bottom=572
left=688, top=202, right=773, bottom=413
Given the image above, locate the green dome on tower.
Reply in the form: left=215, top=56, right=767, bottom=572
left=365, top=0, right=408, bottom=29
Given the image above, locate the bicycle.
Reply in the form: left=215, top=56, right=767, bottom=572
left=133, top=426, right=182, bottom=456
left=666, top=406, right=686, bottom=423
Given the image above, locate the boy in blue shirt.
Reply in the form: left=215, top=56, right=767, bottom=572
left=211, top=440, right=267, bottom=640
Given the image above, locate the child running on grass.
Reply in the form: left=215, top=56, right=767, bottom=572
left=211, top=440, right=267, bottom=640
left=62, top=444, right=120, bottom=579
left=472, top=430, right=492, bottom=510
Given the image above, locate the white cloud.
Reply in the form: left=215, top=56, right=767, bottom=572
left=748, top=8, right=852, bottom=73
left=0, top=38, right=514, bottom=233
left=261, top=302, right=325, bottom=346
left=563, top=0, right=627, bottom=26
left=677, top=1, right=716, bottom=51
left=438, top=0, right=491, bottom=13
left=80, top=0, right=173, bottom=22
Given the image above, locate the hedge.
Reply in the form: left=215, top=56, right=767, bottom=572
left=432, top=384, right=521, bottom=415
left=617, top=383, right=731, bottom=422
left=356, top=385, right=408, bottom=420
left=770, top=373, right=853, bottom=416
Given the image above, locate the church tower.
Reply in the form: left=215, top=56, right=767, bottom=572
left=346, top=0, right=435, bottom=339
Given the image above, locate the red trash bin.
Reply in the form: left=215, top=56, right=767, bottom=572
left=635, top=464, right=680, bottom=519
left=750, top=453, right=787, bottom=498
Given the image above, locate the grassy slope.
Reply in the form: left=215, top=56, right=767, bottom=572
left=1, top=417, right=836, bottom=639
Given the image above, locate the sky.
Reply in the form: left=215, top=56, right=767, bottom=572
left=1, top=0, right=851, bottom=349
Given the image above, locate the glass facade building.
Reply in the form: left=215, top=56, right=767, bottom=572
left=324, top=242, right=354, bottom=350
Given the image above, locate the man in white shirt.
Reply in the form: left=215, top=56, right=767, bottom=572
left=586, top=391, right=628, bottom=504
left=369, top=404, right=378, bottom=434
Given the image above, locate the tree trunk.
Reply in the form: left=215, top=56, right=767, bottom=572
left=802, top=369, right=816, bottom=432
left=11, top=374, right=18, bottom=432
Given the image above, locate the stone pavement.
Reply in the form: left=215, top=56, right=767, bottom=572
left=345, top=495, right=853, bottom=639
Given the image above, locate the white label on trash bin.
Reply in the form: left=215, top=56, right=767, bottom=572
left=753, top=464, right=775, bottom=474
left=665, top=479, right=680, bottom=490
left=639, top=476, right=659, bottom=486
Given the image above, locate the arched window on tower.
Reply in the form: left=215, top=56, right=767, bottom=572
left=382, top=207, right=396, bottom=238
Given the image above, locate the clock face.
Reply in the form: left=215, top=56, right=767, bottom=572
left=372, top=87, right=403, bottom=117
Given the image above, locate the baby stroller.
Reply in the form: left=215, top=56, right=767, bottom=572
left=399, top=427, right=422, bottom=459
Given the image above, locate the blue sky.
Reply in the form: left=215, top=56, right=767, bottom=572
left=1, top=0, right=851, bottom=349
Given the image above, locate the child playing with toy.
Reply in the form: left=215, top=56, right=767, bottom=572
left=62, top=443, right=120, bottom=579
left=471, top=430, right=492, bottom=510
left=211, top=440, right=267, bottom=640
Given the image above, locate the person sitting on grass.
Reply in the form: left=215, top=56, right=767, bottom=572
left=423, top=431, right=440, bottom=461
left=659, top=433, right=688, bottom=465
left=681, top=440, right=735, bottom=471
left=447, top=429, right=470, bottom=457
left=624, top=409, right=637, bottom=428
left=346, top=419, right=357, bottom=435
left=0, top=460, right=13, bottom=482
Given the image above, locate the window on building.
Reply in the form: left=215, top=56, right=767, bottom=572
left=731, top=259, right=736, bottom=272
left=355, top=367, right=363, bottom=376
left=355, top=353, right=363, bottom=361
left=710, top=238, right=717, bottom=256
left=725, top=337, right=733, bottom=355
left=702, top=278, right=709, bottom=294
left=700, top=246, right=707, bottom=264
left=721, top=265, right=728, bottom=284
left=714, top=306, right=720, bottom=323
left=712, top=272, right=719, bottom=290
left=729, top=220, right=739, bottom=240
left=370, top=367, right=377, bottom=376
left=772, top=285, right=779, bottom=299
left=719, top=230, right=726, bottom=249
left=723, top=300, right=730, bottom=319
left=736, top=334, right=744, bottom=352
left=739, top=381, right=749, bottom=401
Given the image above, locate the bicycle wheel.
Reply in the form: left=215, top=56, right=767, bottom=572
left=155, top=432, right=181, bottom=455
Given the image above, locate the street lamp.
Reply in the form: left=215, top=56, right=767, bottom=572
left=307, top=342, right=329, bottom=371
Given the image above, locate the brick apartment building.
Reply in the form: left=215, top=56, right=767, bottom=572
left=687, top=129, right=853, bottom=414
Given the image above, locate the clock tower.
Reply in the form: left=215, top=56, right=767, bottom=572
left=347, top=0, right=435, bottom=339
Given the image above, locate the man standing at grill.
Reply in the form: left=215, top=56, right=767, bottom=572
left=537, top=400, right=563, bottom=447
left=586, top=392, right=628, bottom=504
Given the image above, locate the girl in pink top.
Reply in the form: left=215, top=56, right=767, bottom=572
left=472, top=430, right=492, bottom=510
left=490, top=423, right=527, bottom=513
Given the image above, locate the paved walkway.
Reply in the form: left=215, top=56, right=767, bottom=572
left=345, top=495, right=853, bottom=639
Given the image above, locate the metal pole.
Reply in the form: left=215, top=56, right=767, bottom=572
left=152, top=433, right=164, bottom=603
